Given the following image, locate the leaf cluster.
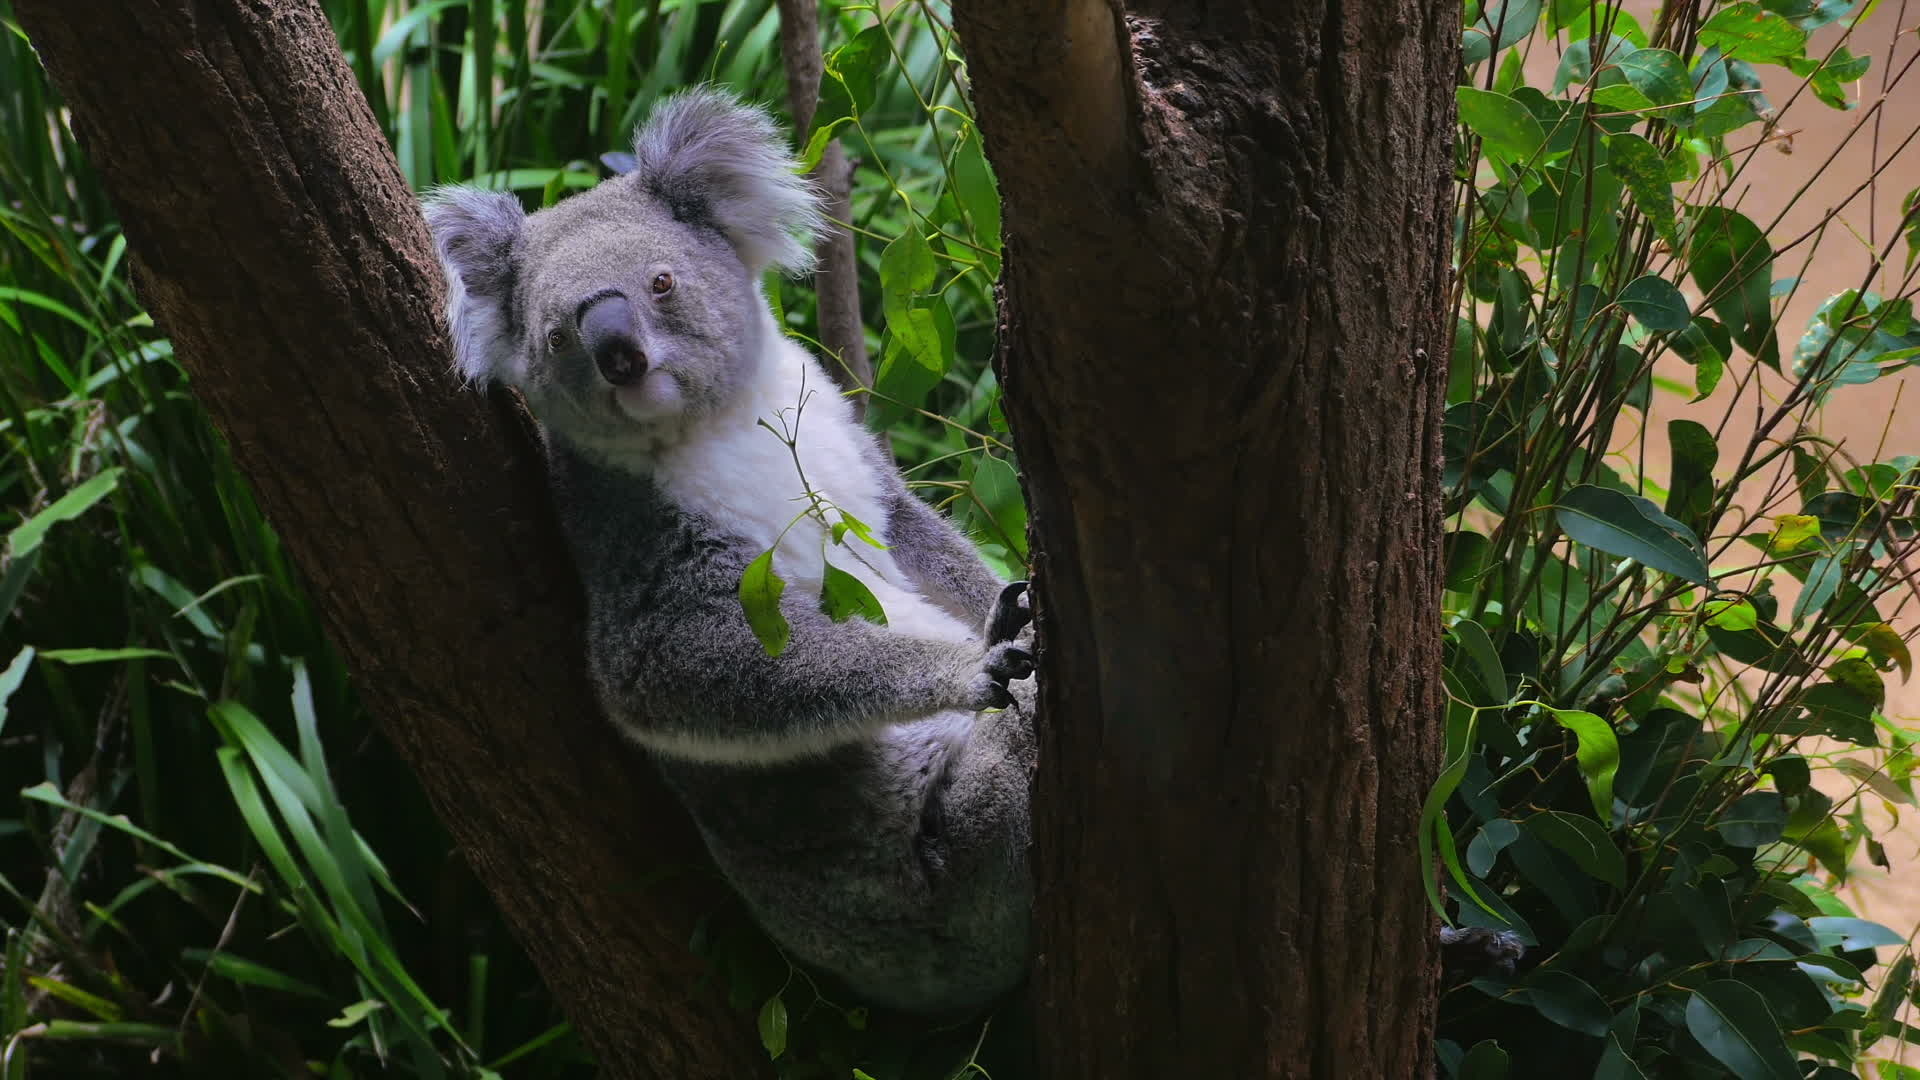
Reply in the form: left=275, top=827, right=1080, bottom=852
left=1438, top=3, right=1920, bottom=1078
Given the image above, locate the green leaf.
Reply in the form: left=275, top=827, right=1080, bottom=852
left=6, top=467, right=123, bottom=560
left=0, top=647, right=34, bottom=737
left=1421, top=706, right=1493, bottom=921
left=1467, top=818, right=1521, bottom=877
left=1705, top=598, right=1758, bottom=630
left=834, top=510, right=887, bottom=550
left=1763, top=0, right=1859, bottom=32
left=180, top=949, right=328, bottom=999
left=1664, top=419, right=1718, bottom=530
left=820, top=565, right=887, bottom=625
left=802, top=23, right=889, bottom=169
left=1687, top=206, right=1777, bottom=366
left=738, top=550, right=790, bottom=657
left=1616, top=48, right=1694, bottom=108
left=38, top=647, right=175, bottom=665
left=1670, top=318, right=1729, bottom=400
left=875, top=228, right=949, bottom=414
left=757, top=995, right=788, bottom=1059
left=1526, top=810, right=1625, bottom=888
left=1618, top=273, right=1691, bottom=331
left=1447, top=619, right=1508, bottom=707
left=1463, top=0, right=1542, bottom=64
left=1807, top=916, right=1906, bottom=950
left=1458, top=88, right=1545, bottom=165
left=1596, top=1005, right=1649, bottom=1079
left=25, top=976, right=121, bottom=1021
left=1903, top=188, right=1920, bottom=270
left=1698, top=4, right=1810, bottom=64
left=1553, top=34, right=1640, bottom=93
left=1521, top=969, right=1612, bottom=1036
left=967, top=455, right=1029, bottom=560
left=1716, top=791, right=1788, bottom=846
left=1790, top=549, right=1847, bottom=624
left=1610, top=133, right=1680, bottom=248
left=327, top=999, right=385, bottom=1029
left=1766, top=755, right=1811, bottom=796
left=1802, top=682, right=1878, bottom=746
left=1548, top=709, right=1619, bottom=821
left=1684, top=980, right=1801, bottom=1080
left=951, top=127, right=1001, bottom=254
left=1556, top=484, right=1713, bottom=586
left=1457, top=1038, right=1510, bottom=1079
left=881, top=226, right=937, bottom=301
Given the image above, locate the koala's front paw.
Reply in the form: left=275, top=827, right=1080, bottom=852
left=964, top=640, right=1034, bottom=710
left=985, top=580, right=1032, bottom=645
left=1439, top=926, right=1526, bottom=980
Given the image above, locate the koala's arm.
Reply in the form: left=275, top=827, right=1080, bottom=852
left=586, top=539, right=1027, bottom=765
left=881, top=475, right=1007, bottom=627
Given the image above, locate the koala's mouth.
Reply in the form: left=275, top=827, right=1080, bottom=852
left=606, top=370, right=683, bottom=424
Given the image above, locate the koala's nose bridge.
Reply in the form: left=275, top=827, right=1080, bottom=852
left=577, top=290, right=646, bottom=387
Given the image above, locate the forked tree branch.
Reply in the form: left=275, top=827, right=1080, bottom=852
left=10, top=2, right=767, bottom=1076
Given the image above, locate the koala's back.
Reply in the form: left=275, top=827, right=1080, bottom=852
left=657, top=717, right=1031, bottom=1014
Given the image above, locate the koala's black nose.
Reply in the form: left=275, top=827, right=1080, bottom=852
left=578, top=292, right=647, bottom=387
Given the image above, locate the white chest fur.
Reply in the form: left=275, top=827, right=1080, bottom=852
left=656, top=336, right=974, bottom=645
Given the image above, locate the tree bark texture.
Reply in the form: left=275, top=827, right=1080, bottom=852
left=775, top=0, right=873, bottom=411
left=951, top=2, right=1460, bottom=1076
left=10, top=3, right=767, bottom=1077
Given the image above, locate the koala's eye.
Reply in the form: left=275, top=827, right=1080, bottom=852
left=546, top=328, right=566, bottom=352
left=651, top=272, right=674, bottom=297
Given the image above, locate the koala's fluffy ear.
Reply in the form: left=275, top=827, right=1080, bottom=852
left=423, top=187, right=526, bottom=385
left=630, top=87, right=824, bottom=275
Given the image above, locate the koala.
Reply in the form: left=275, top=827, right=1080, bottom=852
left=425, top=88, right=1036, bottom=1015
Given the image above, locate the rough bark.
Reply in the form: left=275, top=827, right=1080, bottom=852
left=10, top=3, right=766, bottom=1077
left=775, top=0, right=873, bottom=411
left=950, top=2, right=1460, bottom=1076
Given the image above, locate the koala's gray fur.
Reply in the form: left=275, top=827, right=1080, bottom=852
left=425, top=88, right=1035, bottom=1015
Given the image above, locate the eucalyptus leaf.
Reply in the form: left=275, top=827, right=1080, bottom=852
left=1555, top=485, right=1713, bottom=586
left=1548, top=709, right=1619, bottom=821
left=1458, top=88, right=1545, bottom=165
left=738, top=550, right=790, bottom=657
left=1714, top=792, right=1787, bottom=847
left=1697, top=4, right=1810, bottom=64
left=1463, top=0, right=1542, bottom=64
left=1687, top=206, right=1777, bottom=366
left=1617, top=273, right=1690, bottom=331
left=820, top=565, right=887, bottom=625
left=1683, top=981, right=1801, bottom=1080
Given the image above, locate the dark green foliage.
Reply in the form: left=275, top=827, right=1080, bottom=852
left=1439, top=4, right=1920, bottom=1077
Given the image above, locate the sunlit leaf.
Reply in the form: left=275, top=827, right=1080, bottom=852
left=1549, top=709, right=1619, bottom=821
left=738, top=550, right=790, bottom=657
left=1458, top=88, right=1545, bottom=165
left=1697, top=4, right=1810, bottom=64
left=820, top=564, right=887, bottom=625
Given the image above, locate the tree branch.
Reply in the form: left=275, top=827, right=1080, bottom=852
left=10, top=3, right=766, bottom=1076
left=776, top=0, right=872, bottom=412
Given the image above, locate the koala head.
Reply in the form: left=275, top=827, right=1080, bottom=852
left=425, top=88, right=822, bottom=451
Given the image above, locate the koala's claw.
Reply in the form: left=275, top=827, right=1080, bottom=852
left=984, top=640, right=1034, bottom=683
left=1439, top=926, right=1526, bottom=980
left=986, top=580, right=1032, bottom=645
left=966, top=674, right=1015, bottom=710
left=965, top=641, right=1034, bottom=711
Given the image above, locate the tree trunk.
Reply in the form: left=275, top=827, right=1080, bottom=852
left=9, top=3, right=766, bottom=1077
left=949, top=3, right=1460, bottom=1076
